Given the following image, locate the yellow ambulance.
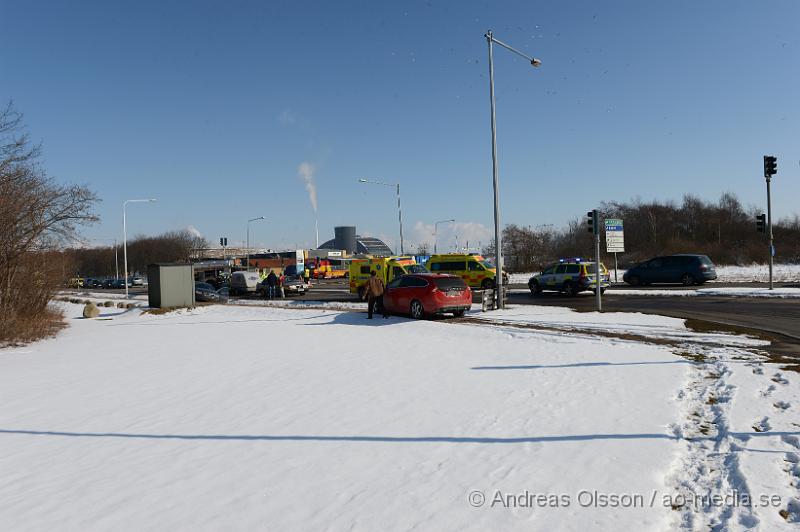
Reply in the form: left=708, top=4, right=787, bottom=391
left=424, top=254, right=507, bottom=289
left=349, top=256, right=428, bottom=299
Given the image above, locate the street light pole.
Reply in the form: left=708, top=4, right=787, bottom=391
left=123, top=198, right=157, bottom=299
left=485, top=30, right=541, bottom=309
left=246, top=216, right=266, bottom=270
left=434, top=219, right=455, bottom=254
left=358, top=178, right=404, bottom=255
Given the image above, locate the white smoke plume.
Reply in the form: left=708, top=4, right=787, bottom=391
left=186, top=225, right=203, bottom=238
left=297, top=162, right=317, bottom=213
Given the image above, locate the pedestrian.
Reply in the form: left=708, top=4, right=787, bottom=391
left=266, top=270, right=278, bottom=300
left=364, top=270, right=388, bottom=319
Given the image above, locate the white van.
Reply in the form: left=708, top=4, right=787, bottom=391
left=230, top=271, right=261, bottom=296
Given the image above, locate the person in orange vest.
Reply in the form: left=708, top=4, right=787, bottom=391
left=364, top=271, right=388, bottom=319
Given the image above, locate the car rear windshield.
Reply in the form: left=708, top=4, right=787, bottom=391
left=433, top=277, right=467, bottom=290
left=697, top=256, right=714, bottom=266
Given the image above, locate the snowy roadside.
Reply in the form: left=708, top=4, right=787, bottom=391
left=608, top=287, right=800, bottom=299
left=509, top=264, right=800, bottom=285
left=0, top=302, right=797, bottom=530
left=507, top=287, right=800, bottom=299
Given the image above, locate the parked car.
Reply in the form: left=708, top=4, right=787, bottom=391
left=256, top=275, right=306, bottom=297
left=130, top=276, right=145, bottom=286
left=230, top=271, right=261, bottom=296
left=215, top=287, right=229, bottom=303
left=623, top=254, right=717, bottom=286
left=194, top=282, right=220, bottom=302
left=84, top=278, right=103, bottom=289
left=282, top=265, right=311, bottom=290
left=383, top=273, right=472, bottom=319
left=528, top=259, right=610, bottom=296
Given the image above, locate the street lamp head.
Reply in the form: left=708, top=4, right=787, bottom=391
left=531, top=58, right=542, bottom=68
left=358, top=179, right=367, bottom=183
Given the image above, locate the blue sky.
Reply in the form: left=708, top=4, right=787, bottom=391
left=2, top=0, right=798, bottom=252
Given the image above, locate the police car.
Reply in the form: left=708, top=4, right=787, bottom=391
left=528, top=258, right=610, bottom=297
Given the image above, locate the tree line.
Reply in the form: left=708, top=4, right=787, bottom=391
left=495, top=193, right=800, bottom=273
left=65, top=230, right=209, bottom=278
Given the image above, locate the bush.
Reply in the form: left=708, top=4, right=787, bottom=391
left=82, top=303, right=100, bottom=319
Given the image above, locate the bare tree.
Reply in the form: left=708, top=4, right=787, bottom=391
left=0, top=102, right=98, bottom=344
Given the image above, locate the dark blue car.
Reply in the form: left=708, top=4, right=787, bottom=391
left=623, top=254, right=717, bottom=286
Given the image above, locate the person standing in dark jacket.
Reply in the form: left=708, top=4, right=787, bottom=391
left=266, top=271, right=278, bottom=299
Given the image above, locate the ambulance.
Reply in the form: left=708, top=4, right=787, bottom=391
left=424, top=253, right=508, bottom=289
left=349, top=256, right=428, bottom=299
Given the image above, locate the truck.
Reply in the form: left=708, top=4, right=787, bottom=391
left=349, top=256, right=428, bottom=299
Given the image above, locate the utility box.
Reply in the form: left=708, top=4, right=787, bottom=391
left=147, top=263, right=195, bottom=308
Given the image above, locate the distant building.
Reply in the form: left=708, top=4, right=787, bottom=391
left=318, top=231, right=394, bottom=256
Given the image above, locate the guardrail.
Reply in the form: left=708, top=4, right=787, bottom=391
left=478, top=287, right=509, bottom=311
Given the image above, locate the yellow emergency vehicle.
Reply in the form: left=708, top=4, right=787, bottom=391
left=349, top=256, right=428, bottom=299
left=424, top=253, right=507, bottom=289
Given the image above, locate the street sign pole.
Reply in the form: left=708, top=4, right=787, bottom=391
left=604, top=219, right=624, bottom=286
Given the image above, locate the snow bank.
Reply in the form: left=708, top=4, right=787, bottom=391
left=471, top=306, right=769, bottom=347
left=608, top=287, right=800, bottom=299
left=2, top=303, right=796, bottom=529
left=0, top=302, right=690, bottom=531
left=510, top=264, right=800, bottom=285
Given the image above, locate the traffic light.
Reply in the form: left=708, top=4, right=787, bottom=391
left=219, top=237, right=228, bottom=246
left=756, top=213, right=766, bottom=233
left=764, top=155, right=777, bottom=178
left=587, top=210, right=599, bottom=235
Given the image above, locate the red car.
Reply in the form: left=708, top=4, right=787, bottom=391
left=383, top=273, right=472, bottom=319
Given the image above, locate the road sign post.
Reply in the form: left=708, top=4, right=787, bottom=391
left=604, top=219, right=624, bottom=284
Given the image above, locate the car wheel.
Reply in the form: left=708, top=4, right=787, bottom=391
left=410, top=299, right=425, bottom=319
left=628, top=275, right=640, bottom=286
left=561, top=281, right=577, bottom=297
left=681, top=273, right=695, bottom=286
left=481, top=278, right=494, bottom=290
left=529, top=280, right=542, bottom=296
left=453, top=309, right=466, bottom=318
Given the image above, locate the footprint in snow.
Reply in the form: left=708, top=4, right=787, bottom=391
left=752, top=417, right=771, bottom=433
left=782, top=434, right=800, bottom=450
left=772, top=373, right=790, bottom=385
left=752, top=366, right=764, bottom=375
left=760, top=385, right=777, bottom=397
left=774, top=401, right=791, bottom=411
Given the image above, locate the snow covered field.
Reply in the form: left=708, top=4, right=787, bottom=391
left=509, top=264, right=800, bottom=285
left=1, top=303, right=798, bottom=530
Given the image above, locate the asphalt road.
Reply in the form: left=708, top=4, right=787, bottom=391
left=508, top=291, right=800, bottom=340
